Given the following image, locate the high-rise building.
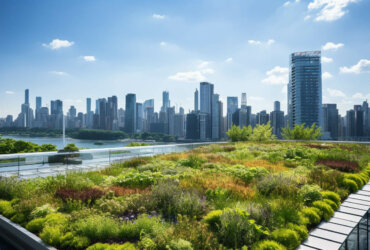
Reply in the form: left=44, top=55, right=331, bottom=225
left=86, top=98, right=91, bottom=113
left=186, top=112, right=200, bottom=140
left=107, top=96, right=118, bottom=130
left=227, top=97, right=238, bottom=130
left=36, top=97, right=42, bottom=111
left=241, top=93, right=247, bottom=109
left=212, top=94, right=220, bottom=140
left=270, top=101, right=285, bottom=138
left=194, top=89, right=199, bottom=111
left=125, top=94, right=136, bottom=134
left=136, top=103, right=143, bottom=133
left=25, top=89, right=29, bottom=105
left=346, top=110, right=356, bottom=138
left=363, top=100, right=370, bottom=136
left=322, top=104, right=339, bottom=139
left=354, top=105, right=364, bottom=137
left=257, top=110, right=269, bottom=125
left=161, top=91, right=170, bottom=112
left=167, top=107, right=175, bottom=136
left=288, top=51, right=322, bottom=129
left=200, top=82, right=214, bottom=139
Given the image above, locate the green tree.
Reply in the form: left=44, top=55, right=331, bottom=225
left=250, top=122, right=276, bottom=142
left=281, top=123, right=322, bottom=140
left=226, top=125, right=242, bottom=142
left=59, top=143, right=79, bottom=152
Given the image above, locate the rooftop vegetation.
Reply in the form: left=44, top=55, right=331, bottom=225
left=0, top=141, right=369, bottom=249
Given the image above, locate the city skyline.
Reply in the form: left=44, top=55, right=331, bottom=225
left=1, top=0, right=370, bottom=117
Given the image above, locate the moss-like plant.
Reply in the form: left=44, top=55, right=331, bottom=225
left=251, top=240, right=287, bottom=250
left=312, top=201, right=334, bottom=221
left=271, top=228, right=300, bottom=250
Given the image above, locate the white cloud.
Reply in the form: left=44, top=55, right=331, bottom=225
left=308, top=0, right=358, bottom=22
left=283, top=1, right=291, bottom=7
left=42, top=39, right=74, bottom=50
left=225, top=57, right=233, bottom=63
left=327, top=88, right=346, bottom=97
left=262, top=66, right=289, bottom=85
left=322, top=42, right=344, bottom=51
left=83, top=56, right=96, bottom=62
left=322, top=72, right=333, bottom=79
left=152, top=14, right=165, bottom=19
left=322, top=56, right=333, bottom=63
left=5, top=90, right=14, bottom=95
left=198, top=61, right=212, bottom=69
left=340, top=59, right=370, bottom=74
left=249, top=96, right=264, bottom=101
left=304, top=15, right=311, bottom=20
left=201, top=68, right=215, bottom=74
left=352, top=93, right=370, bottom=99
left=352, top=93, right=364, bottom=99
left=160, top=41, right=167, bottom=46
left=50, top=71, right=68, bottom=76
left=248, top=39, right=275, bottom=46
left=168, top=71, right=206, bottom=82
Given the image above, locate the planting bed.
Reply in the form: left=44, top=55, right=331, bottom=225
left=0, top=141, right=369, bottom=250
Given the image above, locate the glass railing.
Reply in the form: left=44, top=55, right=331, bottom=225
left=0, top=142, right=224, bottom=179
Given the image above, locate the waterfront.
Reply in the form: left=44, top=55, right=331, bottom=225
left=2, top=135, right=132, bottom=149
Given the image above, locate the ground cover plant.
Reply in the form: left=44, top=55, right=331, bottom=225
left=0, top=141, right=369, bottom=249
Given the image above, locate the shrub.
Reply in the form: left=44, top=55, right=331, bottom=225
left=60, top=233, right=90, bottom=249
left=0, top=200, right=15, bottom=217
left=226, top=125, right=252, bottom=142
left=119, top=214, right=166, bottom=241
left=167, top=239, right=193, bottom=250
left=175, top=192, right=206, bottom=219
left=316, top=159, right=360, bottom=173
left=271, top=200, right=301, bottom=226
left=75, top=215, right=120, bottom=241
left=30, top=204, right=56, bottom=219
left=203, top=210, right=223, bottom=230
left=249, top=123, right=276, bottom=142
left=215, top=208, right=267, bottom=248
left=308, top=168, right=343, bottom=191
left=345, top=174, right=366, bottom=188
left=323, top=199, right=339, bottom=210
left=26, top=217, right=46, bottom=233
left=56, top=187, right=105, bottom=205
left=287, top=223, right=308, bottom=241
left=40, top=226, right=64, bottom=246
left=257, top=174, right=298, bottom=198
left=342, top=178, right=358, bottom=192
left=87, top=242, right=137, bottom=250
left=114, top=170, right=164, bottom=188
left=173, top=215, right=220, bottom=250
left=251, top=240, right=287, bottom=250
left=312, top=201, right=334, bottom=221
left=321, top=191, right=341, bottom=206
left=179, top=154, right=206, bottom=169
left=224, top=165, right=268, bottom=184
left=271, top=228, right=300, bottom=250
left=96, top=198, right=128, bottom=215
left=298, top=185, right=322, bottom=206
left=300, top=207, right=321, bottom=225
left=281, top=123, right=322, bottom=140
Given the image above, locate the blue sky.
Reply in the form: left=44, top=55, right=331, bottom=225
left=0, top=0, right=369, bottom=117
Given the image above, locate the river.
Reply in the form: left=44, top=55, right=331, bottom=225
left=2, top=135, right=132, bottom=149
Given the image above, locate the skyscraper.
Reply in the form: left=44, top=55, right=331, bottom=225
left=125, top=94, right=136, bottom=134
left=322, top=104, right=339, bottom=139
left=136, top=103, right=143, bottom=133
left=161, top=91, right=170, bottom=112
left=227, top=97, right=238, bottom=130
left=288, top=51, right=322, bottom=128
left=86, top=98, right=91, bottom=113
left=25, top=89, right=29, bottom=105
left=36, top=97, right=42, bottom=111
left=241, top=93, right=247, bottom=109
left=212, top=94, right=220, bottom=140
left=200, top=82, right=214, bottom=139
left=270, top=101, right=285, bottom=138
left=194, top=89, right=199, bottom=111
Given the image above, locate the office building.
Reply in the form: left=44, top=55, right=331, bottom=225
left=227, top=97, right=238, bottom=130
left=270, top=101, right=285, bottom=138
left=322, top=104, right=339, bottom=139
left=125, top=94, right=136, bottom=134
left=288, top=51, right=322, bottom=128
left=194, top=89, right=199, bottom=111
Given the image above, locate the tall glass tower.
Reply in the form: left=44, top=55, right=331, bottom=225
left=288, top=51, right=322, bottom=128
left=125, top=94, right=137, bottom=134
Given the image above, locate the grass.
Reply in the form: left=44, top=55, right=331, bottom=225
left=0, top=141, right=369, bottom=249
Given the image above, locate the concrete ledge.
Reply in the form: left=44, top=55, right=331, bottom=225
left=0, top=215, right=55, bottom=250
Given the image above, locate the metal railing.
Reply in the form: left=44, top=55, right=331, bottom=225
left=0, top=142, right=224, bottom=179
